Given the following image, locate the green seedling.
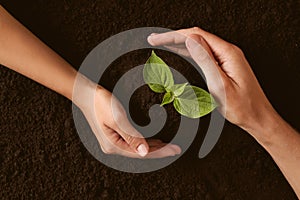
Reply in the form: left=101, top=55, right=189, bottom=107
left=143, top=51, right=217, bottom=118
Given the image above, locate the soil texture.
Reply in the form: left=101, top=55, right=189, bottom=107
left=0, top=0, right=299, bottom=199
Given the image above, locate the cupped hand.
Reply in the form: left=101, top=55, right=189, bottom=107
left=148, top=27, right=276, bottom=133
left=74, top=77, right=181, bottom=158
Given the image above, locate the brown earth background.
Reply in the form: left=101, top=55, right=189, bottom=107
left=0, top=0, right=300, bottom=199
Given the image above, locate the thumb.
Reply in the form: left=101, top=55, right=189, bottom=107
left=116, top=120, right=149, bottom=157
left=185, top=34, right=225, bottom=87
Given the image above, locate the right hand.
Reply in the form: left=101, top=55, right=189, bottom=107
left=147, top=27, right=277, bottom=133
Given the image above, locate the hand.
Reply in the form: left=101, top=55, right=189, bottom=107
left=147, top=27, right=276, bottom=133
left=73, top=75, right=181, bottom=158
left=148, top=27, right=300, bottom=198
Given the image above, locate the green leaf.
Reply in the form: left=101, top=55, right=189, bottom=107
left=148, top=83, right=166, bottom=93
left=160, top=92, right=174, bottom=106
left=143, top=50, right=216, bottom=119
left=173, top=86, right=217, bottom=118
left=167, top=83, right=188, bottom=97
left=143, top=51, right=174, bottom=93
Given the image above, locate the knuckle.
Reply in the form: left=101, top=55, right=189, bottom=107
left=224, top=43, right=244, bottom=56
left=223, top=43, right=235, bottom=53
left=192, top=27, right=201, bottom=32
left=126, top=135, right=136, bottom=146
left=125, top=135, right=141, bottom=149
left=232, top=44, right=244, bottom=55
left=221, top=43, right=244, bottom=57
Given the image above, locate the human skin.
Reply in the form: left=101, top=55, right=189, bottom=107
left=148, top=27, right=300, bottom=198
left=1, top=3, right=299, bottom=197
left=0, top=5, right=181, bottom=158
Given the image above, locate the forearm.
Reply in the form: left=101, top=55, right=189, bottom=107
left=0, top=5, right=76, bottom=101
left=247, top=110, right=300, bottom=198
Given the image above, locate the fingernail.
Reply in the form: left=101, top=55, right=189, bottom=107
left=147, top=33, right=158, bottom=45
left=147, top=36, right=155, bottom=45
left=137, top=144, right=148, bottom=157
left=172, top=144, right=182, bottom=155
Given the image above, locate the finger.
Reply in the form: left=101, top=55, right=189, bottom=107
left=101, top=125, right=129, bottom=153
left=94, top=123, right=142, bottom=157
left=100, top=128, right=182, bottom=159
left=147, top=139, right=164, bottom=146
left=109, top=97, right=150, bottom=157
left=100, top=127, right=147, bottom=157
left=147, top=28, right=208, bottom=46
left=109, top=134, right=181, bottom=158
left=117, top=143, right=181, bottom=158
left=185, top=34, right=227, bottom=88
left=187, top=27, right=233, bottom=58
left=148, top=27, right=233, bottom=61
left=111, top=140, right=181, bottom=159
left=164, top=45, right=191, bottom=57
left=188, top=35, right=218, bottom=64
left=146, top=143, right=182, bottom=158
left=114, top=119, right=150, bottom=157
left=118, top=130, right=149, bottom=157
left=147, top=30, right=188, bottom=46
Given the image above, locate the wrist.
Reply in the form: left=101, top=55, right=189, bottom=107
left=72, top=73, right=98, bottom=110
left=243, top=106, right=283, bottom=146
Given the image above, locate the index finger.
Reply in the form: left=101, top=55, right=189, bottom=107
left=147, top=30, right=188, bottom=46
left=148, top=27, right=232, bottom=58
left=114, top=141, right=182, bottom=159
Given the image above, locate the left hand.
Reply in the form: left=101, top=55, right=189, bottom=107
left=73, top=75, right=181, bottom=158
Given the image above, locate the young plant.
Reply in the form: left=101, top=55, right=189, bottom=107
left=143, top=51, right=217, bottom=119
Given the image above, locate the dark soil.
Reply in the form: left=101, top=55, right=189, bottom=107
left=0, top=0, right=299, bottom=199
